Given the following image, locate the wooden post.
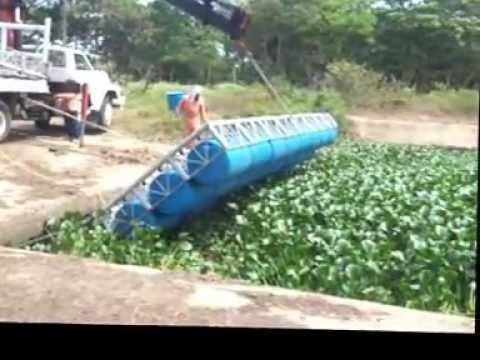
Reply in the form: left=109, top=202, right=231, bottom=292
left=60, top=0, right=68, bottom=43
left=79, top=83, right=89, bottom=148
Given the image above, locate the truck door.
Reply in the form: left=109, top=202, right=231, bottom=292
left=47, top=49, right=69, bottom=83
left=72, top=52, right=110, bottom=111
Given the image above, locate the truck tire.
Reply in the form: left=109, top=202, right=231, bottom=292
left=88, top=95, right=113, bottom=134
left=97, top=95, right=114, bottom=129
left=0, top=100, right=12, bottom=143
left=34, top=110, right=52, bottom=130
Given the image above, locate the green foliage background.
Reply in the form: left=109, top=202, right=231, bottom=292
left=29, top=0, right=480, bottom=91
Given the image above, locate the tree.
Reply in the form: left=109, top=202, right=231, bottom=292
left=372, top=0, right=480, bottom=91
left=22, top=0, right=479, bottom=90
left=244, top=0, right=377, bottom=86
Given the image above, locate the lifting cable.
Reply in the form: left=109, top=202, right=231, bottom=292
left=23, top=96, right=166, bottom=150
left=235, top=41, right=292, bottom=114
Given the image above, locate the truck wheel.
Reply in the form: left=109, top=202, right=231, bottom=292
left=34, top=110, right=52, bottom=130
left=0, top=100, right=12, bottom=143
left=99, top=96, right=113, bottom=128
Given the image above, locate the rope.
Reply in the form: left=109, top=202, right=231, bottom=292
left=23, top=96, right=163, bottom=150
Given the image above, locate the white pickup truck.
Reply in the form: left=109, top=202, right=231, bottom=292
left=44, top=45, right=125, bottom=128
left=0, top=19, right=125, bottom=142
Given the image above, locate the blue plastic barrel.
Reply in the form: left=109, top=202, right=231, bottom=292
left=287, top=135, right=304, bottom=155
left=268, top=136, right=293, bottom=173
left=269, top=138, right=291, bottom=173
left=268, top=160, right=287, bottom=174
left=186, top=184, right=219, bottom=214
left=148, top=170, right=221, bottom=215
left=276, top=164, right=298, bottom=176
left=214, top=177, right=241, bottom=197
left=275, top=150, right=303, bottom=174
left=283, top=136, right=305, bottom=167
left=111, top=200, right=181, bottom=237
left=249, top=141, right=274, bottom=169
left=270, top=138, right=290, bottom=160
left=147, top=170, right=196, bottom=215
left=167, top=91, right=185, bottom=112
left=311, top=130, right=329, bottom=148
left=294, top=151, right=315, bottom=167
left=188, top=139, right=252, bottom=185
left=325, top=127, right=339, bottom=145
left=212, top=155, right=277, bottom=196
left=213, top=168, right=267, bottom=197
left=237, top=164, right=272, bottom=186
left=299, top=133, right=315, bottom=153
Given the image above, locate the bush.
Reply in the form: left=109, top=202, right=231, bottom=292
left=324, top=61, right=385, bottom=107
left=323, top=61, right=414, bottom=111
left=411, top=89, right=479, bottom=119
left=314, top=89, right=349, bottom=128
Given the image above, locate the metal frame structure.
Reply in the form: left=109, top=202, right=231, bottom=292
left=105, top=112, right=338, bottom=233
left=0, top=18, right=51, bottom=79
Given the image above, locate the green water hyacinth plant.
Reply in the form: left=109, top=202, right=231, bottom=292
left=28, top=141, right=477, bottom=316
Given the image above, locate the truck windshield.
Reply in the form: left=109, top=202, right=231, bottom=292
left=74, top=54, right=92, bottom=71
left=87, top=55, right=97, bottom=68
left=49, top=50, right=66, bottom=68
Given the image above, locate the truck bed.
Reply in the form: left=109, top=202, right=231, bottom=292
left=0, top=73, right=49, bottom=93
left=0, top=50, right=50, bottom=94
left=0, top=67, right=38, bottom=78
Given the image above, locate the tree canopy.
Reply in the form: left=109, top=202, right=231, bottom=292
left=25, top=0, right=480, bottom=91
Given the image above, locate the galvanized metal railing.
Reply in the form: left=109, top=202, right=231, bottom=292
left=105, top=113, right=339, bottom=232
left=0, top=18, right=51, bottom=78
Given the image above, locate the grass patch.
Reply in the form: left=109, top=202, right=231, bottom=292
left=113, top=77, right=477, bottom=143
left=113, top=81, right=346, bottom=140
left=408, top=89, right=479, bottom=119
left=323, top=61, right=478, bottom=120
left=114, top=82, right=186, bottom=142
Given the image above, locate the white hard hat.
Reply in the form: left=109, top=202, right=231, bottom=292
left=189, top=85, right=203, bottom=97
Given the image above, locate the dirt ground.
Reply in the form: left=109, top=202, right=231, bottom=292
left=0, top=247, right=474, bottom=332
left=0, top=119, right=173, bottom=245
left=348, top=112, right=478, bottom=149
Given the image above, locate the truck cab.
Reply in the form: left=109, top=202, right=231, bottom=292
left=1, top=12, right=125, bottom=142
left=46, top=45, right=125, bottom=127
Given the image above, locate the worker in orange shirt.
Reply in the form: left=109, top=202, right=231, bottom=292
left=176, top=85, right=207, bottom=148
left=54, top=83, right=91, bottom=141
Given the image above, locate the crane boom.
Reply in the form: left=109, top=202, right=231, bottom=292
left=164, top=0, right=251, bottom=40
left=164, top=1, right=288, bottom=111
left=2, top=0, right=251, bottom=43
